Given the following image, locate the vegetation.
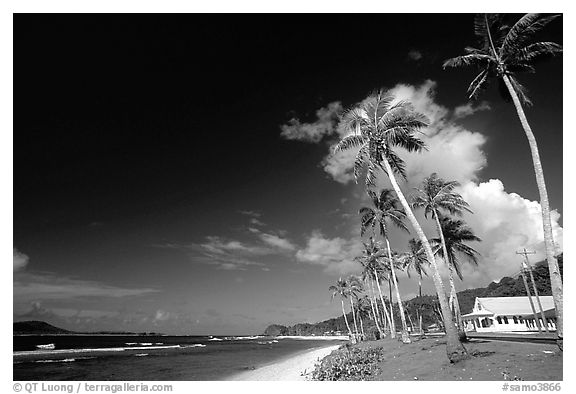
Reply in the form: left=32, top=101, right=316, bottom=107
left=311, top=345, right=387, bottom=381
left=443, top=13, right=563, bottom=349
left=334, top=90, right=468, bottom=362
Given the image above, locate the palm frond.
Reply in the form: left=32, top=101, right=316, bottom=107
left=333, top=134, right=367, bottom=154
left=515, top=41, right=562, bottom=63
left=443, top=53, right=493, bottom=69
left=467, top=68, right=491, bottom=100
left=502, top=14, right=561, bottom=56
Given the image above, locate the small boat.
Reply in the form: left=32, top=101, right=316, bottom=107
left=36, top=343, right=56, bottom=350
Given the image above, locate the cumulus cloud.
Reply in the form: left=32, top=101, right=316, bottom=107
left=280, top=102, right=343, bottom=142
left=14, top=248, right=29, bottom=272
left=295, top=230, right=363, bottom=274
left=456, top=179, right=563, bottom=284
left=282, top=80, right=563, bottom=286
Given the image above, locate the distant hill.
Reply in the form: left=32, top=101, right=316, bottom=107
left=13, top=320, right=163, bottom=336
left=13, top=320, right=73, bottom=335
left=264, top=254, right=563, bottom=337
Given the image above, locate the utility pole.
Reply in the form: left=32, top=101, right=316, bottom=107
left=516, top=249, right=543, bottom=333
left=517, top=248, right=550, bottom=332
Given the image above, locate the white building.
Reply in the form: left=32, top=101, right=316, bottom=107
left=462, top=296, right=557, bottom=333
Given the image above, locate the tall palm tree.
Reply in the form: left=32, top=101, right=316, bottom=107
left=334, top=90, right=468, bottom=362
left=356, top=238, right=393, bottom=337
left=411, top=173, right=472, bottom=331
left=401, top=238, right=429, bottom=334
left=360, top=188, right=412, bottom=343
left=329, top=278, right=354, bottom=341
left=443, top=13, right=563, bottom=348
left=431, top=217, right=481, bottom=330
left=380, top=248, right=411, bottom=343
left=356, top=295, right=373, bottom=340
left=347, top=275, right=364, bottom=341
left=361, top=268, right=385, bottom=337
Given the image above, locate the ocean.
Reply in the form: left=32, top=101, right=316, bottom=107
left=13, top=335, right=346, bottom=381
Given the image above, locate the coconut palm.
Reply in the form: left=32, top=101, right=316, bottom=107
left=360, top=188, right=411, bottom=343
left=411, top=173, right=472, bottom=331
left=431, top=216, right=481, bottom=330
left=334, top=90, right=468, bottom=361
left=443, top=13, right=563, bottom=348
left=401, top=238, right=429, bottom=334
left=355, top=295, right=373, bottom=340
left=347, top=275, right=364, bottom=341
left=360, top=268, right=385, bottom=337
left=356, top=238, right=393, bottom=337
left=329, top=278, right=354, bottom=341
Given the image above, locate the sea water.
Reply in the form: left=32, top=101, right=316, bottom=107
left=13, top=335, right=345, bottom=380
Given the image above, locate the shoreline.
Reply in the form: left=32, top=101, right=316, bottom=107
left=226, top=344, right=342, bottom=381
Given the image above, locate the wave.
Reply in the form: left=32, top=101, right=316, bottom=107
left=14, top=344, right=182, bottom=357
left=275, top=335, right=349, bottom=341
left=208, top=338, right=223, bottom=341
left=36, top=358, right=76, bottom=363
left=224, top=336, right=263, bottom=341
left=179, top=344, right=206, bottom=348
left=36, top=344, right=55, bottom=350
left=257, top=340, right=279, bottom=345
left=134, top=353, right=148, bottom=357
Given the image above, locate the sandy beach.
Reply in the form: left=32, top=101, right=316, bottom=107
left=227, top=344, right=341, bottom=381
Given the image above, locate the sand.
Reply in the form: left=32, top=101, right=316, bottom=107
left=227, top=344, right=341, bottom=381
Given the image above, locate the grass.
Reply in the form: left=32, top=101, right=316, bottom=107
left=311, top=336, right=562, bottom=381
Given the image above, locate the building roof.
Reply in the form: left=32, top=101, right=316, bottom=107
left=476, top=296, right=555, bottom=317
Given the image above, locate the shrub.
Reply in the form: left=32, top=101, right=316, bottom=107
left=311, top=346, right=387, bottom=381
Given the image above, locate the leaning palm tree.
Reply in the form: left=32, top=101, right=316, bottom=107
left=360, top=266, right=385, bottom=337
left=360, top=188, right=412, bottom=343
left=334, top=90, right=468, bottom=361
left=356, top=238, right=393, bottom=337
left=411, top=173, right=472, bottom=331
left=329, top=278, right=354, bottom=342
left=431, top=216, right=481, bottom=331
left=443, top=13, right=563, bottom=348
left=401, top=238, right=429, bottom=334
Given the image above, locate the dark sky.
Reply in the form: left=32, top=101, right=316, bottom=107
left=14, top=14, right=563, bottom=334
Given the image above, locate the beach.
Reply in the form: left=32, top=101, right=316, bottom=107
left=227, top=344, right=341, bottom=381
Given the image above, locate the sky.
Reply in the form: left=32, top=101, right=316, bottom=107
left=13, top=14, right=563, bottom=335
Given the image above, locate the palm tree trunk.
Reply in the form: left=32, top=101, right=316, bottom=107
left=385, top=237, right=411, bottom=343
left=502, top=74, right=563, bottom=350
left=381, top=157, right=468, bottom=362
left=350, top=297, right=360, bottom=341
left=374, top=269, right=394, bottom=338
left=359, top=314, right=365, bottom=340
left=387, top=277, right=396, bottom=336
left=341, top=299, right=353, bottom=340
left=367, top=280, right=384, bottom=337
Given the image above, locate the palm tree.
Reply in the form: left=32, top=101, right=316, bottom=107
left=334, top=90, right=468, bottom=362
left=401, top=238, right=429, bottom=334
left=360, top=188, right=412, bottom=343
left=443, top=13, right=563, bottom=349
left=329, top=278, right=354, bottom=342
left=431, top=217, right=481, bottom=331
left=380, top=248, right=412, bottom=343
left=411, top=173, right=472, bottom=332
left=361, top=268, right=385, bottom=337
left=356, top=238, right=393, bottom=338
left=347, top=275, right=364, bottom=341
left=356, top=295, right=373, bottom=340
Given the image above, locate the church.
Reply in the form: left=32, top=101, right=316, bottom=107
left=462, top=296, right=557, bottom=333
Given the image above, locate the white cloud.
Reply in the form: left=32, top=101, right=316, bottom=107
left=259, top=233, right=296, bottom=252
left=453, top=101, right=491, bottom=119
left=456, top=179, right=563, bottom=284
left=295, top=230, right=363, bottom=275
left=290, top=80, right=563, bottom=289
left=280, top=102, right=343, bottom=143
left=14, top=248, right=29, bottom=272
